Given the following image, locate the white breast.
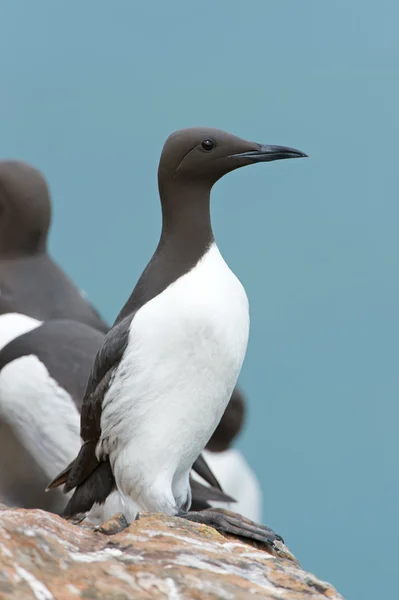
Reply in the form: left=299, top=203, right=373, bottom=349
left=100, top=243, right=249, bottom=514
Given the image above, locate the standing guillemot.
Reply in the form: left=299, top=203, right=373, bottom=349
left=48, top=127, right=307, bottom=547
left=0, top=316, right=233, bottom=515
left=0, top=160, right=108, bottom=332
left=0, top=158, right=245, bottom=490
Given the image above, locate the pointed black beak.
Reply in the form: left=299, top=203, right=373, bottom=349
left=231, top=144, right=308, bottom=162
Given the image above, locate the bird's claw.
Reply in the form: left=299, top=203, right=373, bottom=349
left=181, top=507, right=284, bottom=549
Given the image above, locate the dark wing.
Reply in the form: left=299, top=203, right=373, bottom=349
left=80, top=314, right=134, bottom=439
left=47, top=316, right=133, bottom=504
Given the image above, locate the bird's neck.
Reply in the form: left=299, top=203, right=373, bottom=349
left=114, top=180, right=214, bottom=325
left=160, top=179, right=214, bottom=255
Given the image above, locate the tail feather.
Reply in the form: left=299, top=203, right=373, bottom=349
left=190, top=477, right=236, bottom=505
left=47, top=439, right=99, bottom=493
left=45, top=460, right=73, bottom=491
left=192, top=454, right=222, bottom=491
left=63, top=460, right=116, bottom=518
left=63, top=440, right=99, bottom=492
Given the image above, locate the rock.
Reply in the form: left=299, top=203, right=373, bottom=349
left=0, top=504, right=343, bottom=599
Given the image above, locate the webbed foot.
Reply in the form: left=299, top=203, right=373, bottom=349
left=180, top=507, right=283, bottom=550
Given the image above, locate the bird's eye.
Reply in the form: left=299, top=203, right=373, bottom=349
left=201, top=139, right=215, bottom=151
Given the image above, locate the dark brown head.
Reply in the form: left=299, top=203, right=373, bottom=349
left=116, top=128, right=307, bottom=324
left=158, top=126, right=307, bottom=192
left=0, top=160, right=51, bottom=257
left=206, top=387, right=247, bottom=453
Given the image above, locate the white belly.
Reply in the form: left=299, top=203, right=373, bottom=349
left=99, top=243, right=249, bottom=514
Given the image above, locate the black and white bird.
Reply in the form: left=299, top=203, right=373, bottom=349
left=0, top=158, right=247, bottom=498
left=0, top=160, right=108, bottom=332
left=48, top=127, right=307, bottom=546
left=0, top=315, right=233, bottom=516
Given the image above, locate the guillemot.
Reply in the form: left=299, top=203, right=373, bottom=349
left=0, top=316, right=233, bottom=515
left=48, top=127, right=307, bottom=547
left=0, top=160, right=108, bottom=332
left=0, top=158, right=245, bottom=493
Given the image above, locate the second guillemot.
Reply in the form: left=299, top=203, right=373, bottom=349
left=0, top=160, right=108, bottom=332
left=48, top=127, right=307, bottom=547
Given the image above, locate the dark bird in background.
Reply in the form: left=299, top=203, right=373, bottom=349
left=48, top=127, right=306, bottom=547
left=207, top=386, right=246, bottom=453
left=0, top=160, right=109, bottom=332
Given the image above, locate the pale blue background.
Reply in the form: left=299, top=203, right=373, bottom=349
left=1, top=2, right=398, bottom=598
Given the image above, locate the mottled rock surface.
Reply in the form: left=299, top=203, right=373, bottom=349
left=0, top=504, right=343, bottom=599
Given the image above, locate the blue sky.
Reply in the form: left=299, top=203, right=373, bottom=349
left=1, top=2, right=398, bottom=598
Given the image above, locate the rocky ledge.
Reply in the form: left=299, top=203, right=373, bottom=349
left=0, top=504, right=343, bottom=599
